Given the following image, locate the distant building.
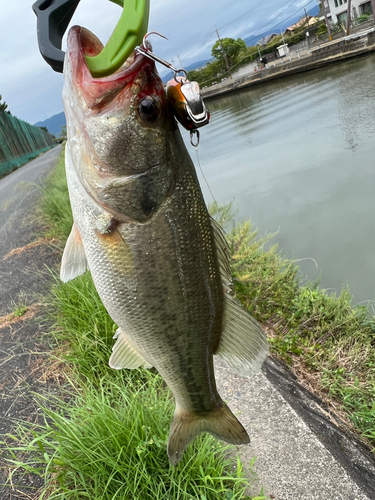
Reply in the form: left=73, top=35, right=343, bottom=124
left=257, top=33, right=278, bottom=47
left=320, top=0, right=373, bottom=25
left=284, top=16, right=319, bottom=36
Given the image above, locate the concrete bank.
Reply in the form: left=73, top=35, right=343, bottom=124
left=202, top=30, right=375, bottom=100
left=215, top=356, right=375, bottom=499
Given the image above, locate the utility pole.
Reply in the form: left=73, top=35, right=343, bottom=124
left=304, top=8, right=310, bottom=49
left=371, top=0, right=375, bottom=24
left=280, top=28, right=286, bottom=45
left=321, top=0, right=332, bottom=41
left=304, top=8, right=309, bottom=25
left=346, top=0, right=352, bottom=35
left=215, top=28, right=233, bottom=79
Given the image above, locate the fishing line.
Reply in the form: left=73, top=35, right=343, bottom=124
left=194, top=146, right=217, bottom=204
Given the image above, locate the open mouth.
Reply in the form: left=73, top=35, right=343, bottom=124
left=67, top=26, right=150, bottom=110
left=73, top=26, right=147, bottom=81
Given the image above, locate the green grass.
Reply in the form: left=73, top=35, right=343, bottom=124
left=2, top=150, right=267, bottom=499
left=39, top=151, right=73, bottom=241
left=9, top=292, right=29, bottom=318
left=211, top=202, right=375, bottom=444
left=7, top=374, right=256, bottom=500
left=12, top=305, right=28, bottom=318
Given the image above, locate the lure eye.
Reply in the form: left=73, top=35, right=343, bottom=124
left=138, top=96, right=161, bottom=122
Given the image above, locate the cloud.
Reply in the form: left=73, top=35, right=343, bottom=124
left=0, top=0, right=319, bottom=124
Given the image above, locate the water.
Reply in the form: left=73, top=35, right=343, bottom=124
left=182, top=54, right=375, bottom=304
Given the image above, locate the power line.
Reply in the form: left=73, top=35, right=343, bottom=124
left=189, top=0, right=318, bottom=82
left=216, top=0, right=299, bottom=33
left=249, top=0, right=301, bottom=35
left=243, top=0, right=316, bottom=45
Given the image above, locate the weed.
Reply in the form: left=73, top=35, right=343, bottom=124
left=5, top=375, right=253, bottom=500
left=213, top=206, right=375, bottom=446
left=39, top=151, right=72, bottom=241
left=9, top=292, right=29, bottom=318
left=12, top=305, right=28, bottom=318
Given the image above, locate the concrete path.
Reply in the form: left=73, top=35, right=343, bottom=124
left=215, top=358, right=374, bottom=499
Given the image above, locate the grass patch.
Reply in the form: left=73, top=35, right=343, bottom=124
left=7, top=374, right=256, bottom=500
left=2, top=150, right=267, bottom=499
left=12, top=305, right=28, bottom=318
left=39, top=150, right=73, bottom=241
left=211, top=202, right=375, bottom=444
left=9, top=292, right=29, bottom=319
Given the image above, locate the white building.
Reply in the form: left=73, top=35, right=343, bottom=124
left=321, top=0, right=373, bottom=25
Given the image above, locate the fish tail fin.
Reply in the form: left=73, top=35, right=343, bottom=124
left=167, top=403, right=249, bottom=465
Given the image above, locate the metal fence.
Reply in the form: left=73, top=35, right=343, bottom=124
left=0, top=111, right=56, bottom=179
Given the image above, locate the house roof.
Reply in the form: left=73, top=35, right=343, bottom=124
left=284, top=16, right=319, bottom=34
left=257, top=33, right=278, bottom=47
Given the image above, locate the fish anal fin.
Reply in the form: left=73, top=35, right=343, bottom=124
left=109, top=328, right=152, bottom=370
left=167, top=403, right=249, bottom=466
left=216, top=294, right=268, bottom=376
left=60, top=224, right=89, bottom=283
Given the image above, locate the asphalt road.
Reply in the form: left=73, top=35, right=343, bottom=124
left=0, top=145, right=62, bottom=315
left=0, top=146, right=62, bottom=499
left=0, top=145, right=374, bottom=499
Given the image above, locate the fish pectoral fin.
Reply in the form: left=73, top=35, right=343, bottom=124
left=167, top=403, right=249, bottom=466
left=216, top=294, right=269, bottom=376
left=60, top=224, right=89, bottom=283
left=109, top=328, right=153, bottom=370
left=96, top=228, right=137, bottom=291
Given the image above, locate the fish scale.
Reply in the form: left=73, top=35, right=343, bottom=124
left=61, top=25, right=268, bottom=465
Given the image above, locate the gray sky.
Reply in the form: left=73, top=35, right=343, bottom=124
left=0, top=0, right=316, bottom=124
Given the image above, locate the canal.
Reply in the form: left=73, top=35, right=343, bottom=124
left=182, top=53, right=375, bottom=304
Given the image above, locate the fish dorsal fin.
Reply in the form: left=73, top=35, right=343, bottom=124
left=210, top=217, right=232, bottom=289
left=217, top=294, right=268, bottom=376
left=109, top=328, right=153, bottom=370
left=60, top=224, right=89, bottom=283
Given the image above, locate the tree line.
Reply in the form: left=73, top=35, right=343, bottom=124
left=188, top=18, right=329, bottom=87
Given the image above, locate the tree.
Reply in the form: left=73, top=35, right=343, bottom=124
left=60, top=125, right=67, bottom=141
left=39, top=126, right=49, bottom=134
left=211, top=38, right=247, bottom=70
left=0, top=95, right=10, bottom=114
left=188, top=59, right=224, bottom=87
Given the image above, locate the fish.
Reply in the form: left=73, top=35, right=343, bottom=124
left=61, top=25, right=268, bottom=465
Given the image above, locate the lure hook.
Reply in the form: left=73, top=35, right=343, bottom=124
left=143, top=31, right=169, bottom=45
left=137, top=32, right=188, bottom=84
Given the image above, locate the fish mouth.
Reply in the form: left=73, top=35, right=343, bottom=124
left=67, top=26, right=149, bottom=110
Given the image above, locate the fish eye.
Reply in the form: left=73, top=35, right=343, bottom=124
left=138, top=96, right=161, bottom=122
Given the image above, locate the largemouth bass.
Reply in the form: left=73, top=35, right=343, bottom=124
left=61, top=26, right=268, bottom=465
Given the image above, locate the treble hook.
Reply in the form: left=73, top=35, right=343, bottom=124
left=137, top=32, right=188, bottom=83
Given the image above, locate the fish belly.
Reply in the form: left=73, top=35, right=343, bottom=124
left=68, top=154, right=224, bottom=413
